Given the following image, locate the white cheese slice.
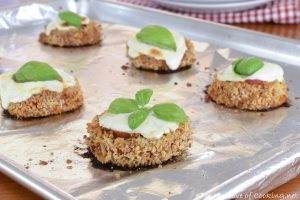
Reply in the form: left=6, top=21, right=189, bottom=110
left=98, top=112, right=179, bottom=139
left=127, top=31, right=187, bottom=71
left=45, top=17, right=90, bottom=35
left=0, top=68, right=76, bottom=109
left=217, top=62, right=284, bottom=82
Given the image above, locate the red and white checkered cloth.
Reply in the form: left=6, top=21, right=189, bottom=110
left=117, top=0, right=300, bottom=24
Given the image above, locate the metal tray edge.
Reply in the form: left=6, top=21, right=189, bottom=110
left=200, top=146, right=300, bottom=199
left=0, top=155, right=75, bottom=200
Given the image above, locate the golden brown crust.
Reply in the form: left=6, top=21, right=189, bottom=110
left=7, top=80, right=83, bottom=118
left=39, top=21, right=102, bottom=47
left=129, top=39, right=196, bottom=72
left=86, top=115, right=192, bottom=168
left=207, top=79, right=288, bottom=111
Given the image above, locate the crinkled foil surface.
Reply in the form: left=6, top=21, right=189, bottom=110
left=0, top=1, right=299, bottom=199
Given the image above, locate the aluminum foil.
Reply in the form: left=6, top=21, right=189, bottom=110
left=0, top=1, right=299, bottom=199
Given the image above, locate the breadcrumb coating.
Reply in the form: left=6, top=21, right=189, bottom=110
left=7, top=80, right=83, bottom=118
left=86, top=115, right=192, bottom=168
left=39, top=21, right=102, bottom=47
left=129, top=39, right=196, bottom=73
left=207, top=79, right=288, bottom=111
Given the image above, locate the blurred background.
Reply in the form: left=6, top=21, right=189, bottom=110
left=0, top=0, right=299, bottom=38
left=118, top=0, right=300, bottom=39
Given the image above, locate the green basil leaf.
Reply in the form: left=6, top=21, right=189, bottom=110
left=152, top=103, right=188, bottom=123
left=58, top=11, right=82, bottom=28
left=128, top=108, right=150, bottom=130
left=108, top=98, right=138, bottom=114
left=234, top=57, right=264, bottom=76
left=13, top=61, right=62, bottom=83
left=135, top=89, right=153, bottom=106
left=136, top=25, right=177, bottom=51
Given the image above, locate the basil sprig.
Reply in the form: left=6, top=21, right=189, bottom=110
left=58, top=11, right=82, bottom=28
left=153, top=103, right=188, bottom=123
left=108, top=89, right=188, bottom=130
left=128, top=108, right=150, bottom=130
left=13, top=60, right=62, bottom=83
left=233, top=57, right=264, bottom=76
left=136, top=25, right=177, bottom=51
left=135, top=88, right=153, bottom=106
left=108, top=98, right=138, bottom=114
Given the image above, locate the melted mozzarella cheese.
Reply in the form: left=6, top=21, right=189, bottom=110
left=217, top=62, right=284, bottom=82
left=98, top=112, right=179, bottom=139
left=45, top=17, right=90, bottom=35
left=0, top=68, right=76, bottom=109
left=127, top=31, right=187, bottom=70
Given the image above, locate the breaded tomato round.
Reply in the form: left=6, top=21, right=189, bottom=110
left=86, top=114, right=192, bottom=168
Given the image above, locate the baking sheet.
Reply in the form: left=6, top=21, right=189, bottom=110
left=0, top=0, right=299, bottom=199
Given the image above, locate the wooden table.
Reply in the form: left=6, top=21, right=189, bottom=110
left=0, top=174, right=299, bottom=200
left=0, top=23, right=300, bottom=199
